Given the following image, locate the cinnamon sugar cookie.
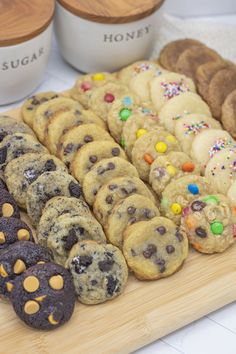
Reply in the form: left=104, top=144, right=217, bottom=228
left=221, top=89, right=236, bottom=139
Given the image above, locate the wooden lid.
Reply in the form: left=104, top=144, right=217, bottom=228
left=0, top=0, right=55, bottom=47
left=57, top=0, right=165, bottom=24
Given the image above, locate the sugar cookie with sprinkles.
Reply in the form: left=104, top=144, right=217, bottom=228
left=149, top=151, right=201, bottom=197
left=58, top=123, right=114, bottom=168
left=182, top=194, right=235, bottom=253
left=83, top=157, right=139, bottom=206
left=0, top=189, right=20, bottom=218
left=66, top=240, right=128, bottom=305
left=93, top=176, right=156, bottom=225
left=0, top=115, right=35, bottom=142
left=150, top=72, right=196, bottom=112
left=131, top=129, right=181, bottom=182
left=121, top=109, right=161, bottom=158
left=21, top=92, right=60, bottom=128
left=11, top=262, right=76, bottom=330
left=205, top=147, right=236, bottom=194
left=118, top=60, right=162, bottom=85
left=0, top=217, right=34, bottom=252
left=161, top=175, right=214, bottom=224
left=71, top=141, right=127, bottom=184
left=123, top=216, right=188, bottom=280
left=106, top=194, right=160, bottom=249
left=158, top=92, right=212, bottom=134
left=71, top=72, right=115, bottom=108
left=190, top=129, right=236, bottom=173
left=174, top=114, right=221, bottom=154
left=0, top=241, right=52, bottom=299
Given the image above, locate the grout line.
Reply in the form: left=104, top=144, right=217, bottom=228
left=161, top=339, right=185, bottom=354
left=206, top=316, right=236, bottom=336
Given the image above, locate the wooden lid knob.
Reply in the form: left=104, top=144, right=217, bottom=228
left=57, top=0, right=165, bottom=24
left=0, top=0, right=55, bottom=47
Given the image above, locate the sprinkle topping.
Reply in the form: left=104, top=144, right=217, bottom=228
left=209, top=139, right=232, bottom=158
left=183, top=121, right=209, bottom=135
left=160, top=80, right=189, bottom=100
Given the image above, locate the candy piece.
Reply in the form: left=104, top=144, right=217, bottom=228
left=171, top=203, right=182, bottom=215
left=144, top=153, right=154, bottom=165
left=182, top=162, right=195, bottom=172
left=122, top=96, right=133, bottom=106
left=166, top=135, right=177, bottom=143
left=195, top=227, right=207, bottom=238
left=211, top=221, right=224, bottom=235
left=203, top=195, right=219, bottom=205
left=155, top=142, right=167, bottom=153
left=104, top=93, right=115, bottom=103
left=6, top=282, right=13, bottom=292
left=49, top=275, right=64, bottom=290
left=0, top=232, right=5, bottom=244
left=23, top=276, right=40, bottom=293
left=92, top=73, right=105, bottom=81
left=17, top=229, right=30, bottom=241
left=24, top=300, right=40, bottom=315
left=119, top=108, right=132, bottom=121
left=166, top=165, right=176, bottom=176
left=2, top=203, right=14, bottom=217
left=48, top=313, right=59, bottom=325
left=80, top=82, right=91, bottom=92
left=136, top=128, right=147, bottom=139
left=0, top=264, right=8, bottom=277
left=188, top=184, right=199, bottom=195
left=120, top=138, right=126, bottom=147
left=13, top=259, right=26, bottom=274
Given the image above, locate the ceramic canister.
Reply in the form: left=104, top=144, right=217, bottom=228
left=55, top=0, right=165, bottom=73
left=0, top=0, right=55, bottom=105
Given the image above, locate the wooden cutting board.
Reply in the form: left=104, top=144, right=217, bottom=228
left=1, top=106, right=236, bottom=354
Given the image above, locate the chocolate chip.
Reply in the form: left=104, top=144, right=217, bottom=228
left=156, top=258, right=165, bottom=266
left=166, top=245, right=175, bottom=254
left=44, top=159, right=57, bottom=171
left=64, top=229, right=78, bottom=251
left=89, top=155, right=97, bottom=163
left=27, top=106, right=34, bottom=111
left=175, top=229, right=183, bottom=242
left=143, top=244, right=157, bottom=258
left=64, top=143, right=74, bottom=155
left=143, top=208, right=152, bottom=219
left=129, top=217, right=137, bottom=224
left=107, top=162, right=115, bottom=170
left=97, top=167, right=105, bottom=175
left=127, top=206, right=136, bottom=214
left=131, top=249, right=136, bottom=256
left=156, top=226, right=166, bottom=235
left=44, top=110, right=53, bottom=118
left=98, top=259, right=114, bottom=272
left=69, top=181, right=82, bottom=198
left=13, top=149, right=24, bottom=159
left=0, top=146, right=7, bottom=164
left=91, top=279, right=97, bottom=286
left=191, top=201, right=206, bottom=212
left=106, top=195, right=113, bottom=204
left=76, top=143, right=83, bottom=151
left=108, top=184, right=117, bottom=191
left=106, top=275, right=118, bottom=296
left=84, top=135, right=93, bottom=143
left=195, top=227, right=207, bottom=238
left=112, top=147, right=120, bottom=156
left=159, top=265, right=166, bottom=273
left=31, top=97, right=40, bottom=105
left=72, top=255, right=93, bottom=274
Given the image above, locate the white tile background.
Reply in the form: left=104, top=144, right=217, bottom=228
left=1, top=10, right=236, bottom=354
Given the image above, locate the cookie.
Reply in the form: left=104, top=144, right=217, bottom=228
left=159, top=39, right=204, bottom=71
left=0, top=241, right=52, bottom=299
left=83, top=157, right=139, bottom=206
left=0, top=217, right=34, bottom=251
left=93, top=176, right=156, bottom=225
left=131, top=129, right=181, bottom=182
left=149, top=151, right=201, bottom=197
left=227, top=180, right=236, bottom=207
left=161, top=175, right=214, bottom=224
left=118, top=60, right=163, bottom=85
left=182, top=194, right=235, bottom=253
left=0, top=133, right=47, bottom=171
left=174, top=114, right=221, bottom=154
left=195, top=60, right=229, bottom=101
left=11, top=263, right=76, bottom=330
left=66, top=240, right=128, bottom=304
left=45, top=108, right=106, bottom=155
left=58, top=124, right=114, bottom=168
left=190, top=129, right=235, bottom=172
left=150, top=72, right=196, bottom=112
left=37, top=196, right=91, bottom=247
left=4, top=153, right=67, bottom=209
left=205, top=147, right=236, bottom=195
left=175, top=45, right=221, bottom=81
left=33, top=97, right=83, bottom=142
left=121, top=109, right=161, bottom=158
left=158, top=92, right=212, bottom=133
left=71, top=141, right=127, bottom=184
left=47, top=214, right=106, bottom=265
left=207, top=67, right=236, bottom=120
left=71, top=72, right=115, bottom=108
left=88, top=82, right=129, bottom=121
left=123, top=216, right=188, bottom=280
left=221, top=89, right=236, bottom=139
left=107, top=94, right=140, bottom=142
left=26, top=171, right=83, bottom=225
left=0, top=115, right=35, bottom=142
left=21, top=92, right=59, bottom=128
left=106, top=194, right=160, bottom=249
left=0, top=189, right=20, bottom=219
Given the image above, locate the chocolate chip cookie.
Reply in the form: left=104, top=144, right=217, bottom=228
left=0, top=115, right=35, bottom=142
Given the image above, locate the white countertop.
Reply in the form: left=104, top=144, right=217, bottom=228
left=1, top=12, right=236, bottom=354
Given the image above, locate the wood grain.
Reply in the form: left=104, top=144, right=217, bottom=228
left=0, top=0, right=55, bottom=46
left=58, top=0, right=165, bottom=24
left=1, top=106, right=236, bottom=353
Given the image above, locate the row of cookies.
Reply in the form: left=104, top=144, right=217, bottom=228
left=159, top=38, right=236, bottom=138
